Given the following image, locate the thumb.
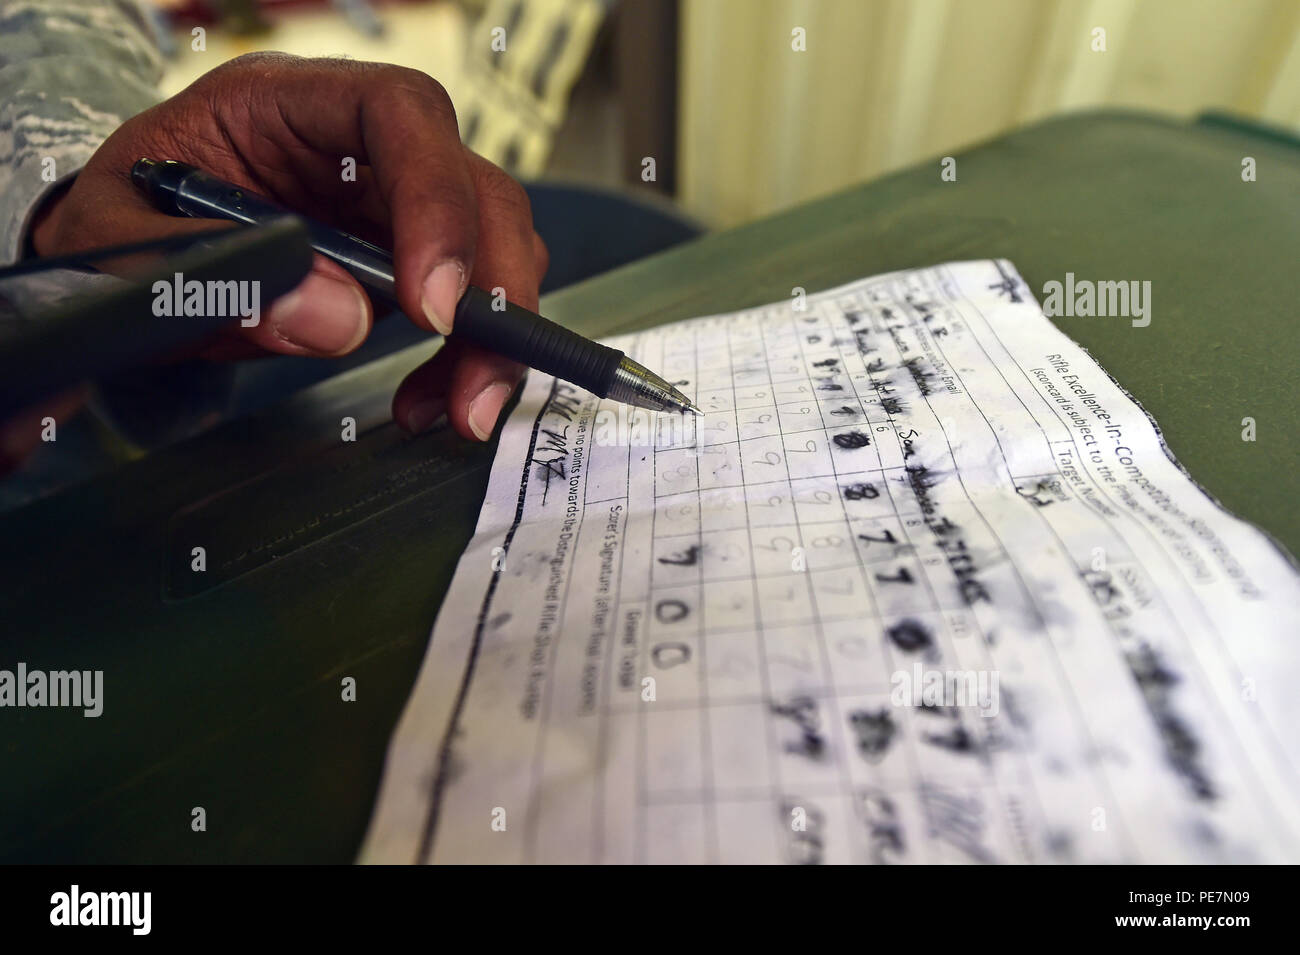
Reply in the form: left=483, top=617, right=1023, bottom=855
left=38, top=173, right=371, bottom=358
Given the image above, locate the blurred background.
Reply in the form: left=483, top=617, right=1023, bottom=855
left=146, top=0, right=1300, bottom=231
left=8, top=0, right=1300, bottom=505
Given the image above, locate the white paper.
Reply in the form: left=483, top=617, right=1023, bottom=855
left=362, top=260, right=1300, bottom=864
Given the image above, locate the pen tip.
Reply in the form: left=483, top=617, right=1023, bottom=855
left=685, top=402, right=703, bottom=415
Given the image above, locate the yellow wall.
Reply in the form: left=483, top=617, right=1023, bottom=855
left=680, top=0, right=1300, bottom=226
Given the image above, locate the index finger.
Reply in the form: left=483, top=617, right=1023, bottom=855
left=224, top=54, right=478, bottom=335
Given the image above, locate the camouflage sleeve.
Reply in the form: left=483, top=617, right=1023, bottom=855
left=0, top=0, right=164, bottom=264
left=0, top=1, right=222, bottom=457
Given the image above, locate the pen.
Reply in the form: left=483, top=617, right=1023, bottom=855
left=130, top=158, right=700, bottom=416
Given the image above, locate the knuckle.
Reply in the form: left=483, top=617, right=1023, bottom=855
left=212, top=50, right=295, bottom=78
left=389, top=174, right=477, bottom=239
left=379, top=66, right=456, bottom=117
left=479, top=163, right=533, bottom=223
left=424, top=180, right=479, bottom=226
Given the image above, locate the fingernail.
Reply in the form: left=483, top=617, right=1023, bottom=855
left=421, top=261, right=464, bottom=336
left=467, top=382, right=513, bottom=441
left=404, top=399, right=445, bottom=435
left=270, top=275, right=368, bottom=354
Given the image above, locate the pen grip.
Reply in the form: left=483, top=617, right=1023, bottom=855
left=452, top=287, right=623, bottom=397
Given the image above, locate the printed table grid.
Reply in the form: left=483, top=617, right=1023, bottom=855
left=595, top=282, right=988, bottom=862
left=841, top=278, right=1060, bottom=855
left=813, top=288, right=1002, bottom=854
left=626, top=283, right=1032, bottom=863
left=546, top=275, right=1084, bottom=862
left=384, top=262, right=1300, bottom=867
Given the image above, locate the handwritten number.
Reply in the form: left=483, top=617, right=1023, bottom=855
left=652, top=642, right=692, bottom=668
left=658, top=545, right=701, bottom=567
left=833, top=431, right=870, bottom=449
left=858, top=529, right=897, bottom=546
left=655, top=599, right=689, bottom=623
left=875, top=566, right=914, bottom=585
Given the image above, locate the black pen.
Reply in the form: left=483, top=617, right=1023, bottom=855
left=131, top=158, right=700, bottom=415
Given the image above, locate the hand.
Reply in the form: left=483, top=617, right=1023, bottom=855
left=30, top=52, right=547, bottom=443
